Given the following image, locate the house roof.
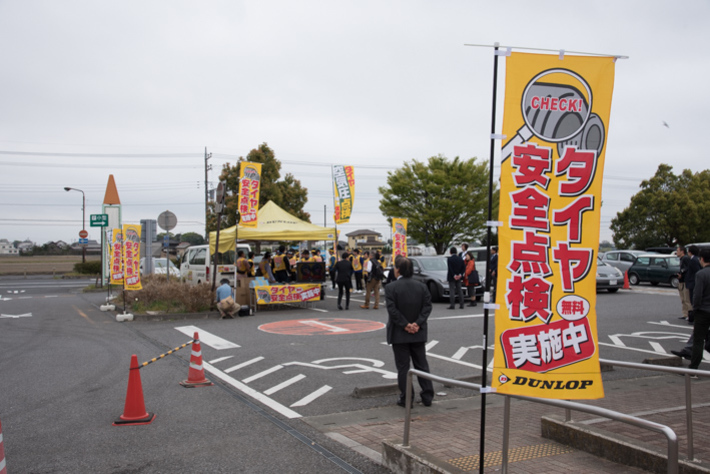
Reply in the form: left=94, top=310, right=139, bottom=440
left=346, top=229, right=382, bottom=237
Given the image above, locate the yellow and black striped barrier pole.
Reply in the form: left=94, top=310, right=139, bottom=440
left=134, top=339, right=196, bottom=370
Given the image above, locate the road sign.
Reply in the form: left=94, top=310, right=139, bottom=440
left=90, top=214, right=108, bottom=227
left=79, top=230, right=88, bottom=238
left=79, top=238, right=89, bottom=245
left=157, top=210, right=177, bottom=231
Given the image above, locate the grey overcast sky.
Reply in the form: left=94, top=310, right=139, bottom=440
left=0, top=1, right=706, bottom=247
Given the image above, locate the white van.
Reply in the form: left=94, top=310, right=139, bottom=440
left=180, top=244, right=251, bottom=286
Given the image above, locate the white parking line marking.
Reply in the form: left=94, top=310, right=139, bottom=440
left=209, top=356, right=234, bottom=364
left=649, top=341, right=666, bottom=353
left=291, top=385, right=332, bottom=407
left=299, top=320, right=348, bottom=332
left=225, top=357, right=264, bottom=373
left=264, top=374, right=306, bottom=395
left=242, top=365, right=283, bottom=383
left=285, top=358, right=397, bottom=379
left=202, top=361, right=302, bottom=419
left=175, top=326, right=240, bottom=349
left=431, top=314, right=485, bottom=320
left=650, top=321, right=693, bottom=330
left=0, top=313, right=32, bottom=319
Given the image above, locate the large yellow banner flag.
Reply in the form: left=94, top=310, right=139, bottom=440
left=492, top=53, right=616, bottom=400
left=109, top=228, right=123, bottom=285
left=333, top=165, right=355, bottom=224
left=239, top=162, right=262, bottom=228
left=123, top=224, right=142, bottom=291
left=391, top=218, right=408, bottom=263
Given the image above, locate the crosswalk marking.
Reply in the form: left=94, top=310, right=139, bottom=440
left=242, top=365, right=283, bottom=383
left=291, top=385, right=332, bottom=407
left=264, top=375, right=306, bottom=395
left=202, top=361, right=302, bottom=419
left=225, top=357, right=264, bottom=373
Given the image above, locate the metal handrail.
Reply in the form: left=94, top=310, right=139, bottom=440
left=599, top=357, right=709, bottom=461
left=403, top=368, right=679, bottom=474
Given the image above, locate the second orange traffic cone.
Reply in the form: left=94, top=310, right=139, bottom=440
left=623, top=270, right=631, bottom=290
left=114, top=354, right=156, bottom=426
left=180, top=332, right=213, bottom=388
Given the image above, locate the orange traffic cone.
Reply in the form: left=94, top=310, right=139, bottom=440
left=113, top=354, right=156, bottom=426
left=179, top=332, right=213, bottom=388
left=623, top=270, right=631, bottom=290
left=1, top=418, right=7, bottom=474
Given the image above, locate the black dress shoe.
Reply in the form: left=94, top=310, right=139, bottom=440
left=422, top=399, right=432, bottom=407
left=396, top=399, right=406, bottom=407
left=468, top=302, right=478, bottom=307
left=671, top=350, right=692, bottom=360
left=460, top=305, right=464, bottom=309
left=338, top=304, right=343, bottom=310
left=447, top=306, right=455, bottom=310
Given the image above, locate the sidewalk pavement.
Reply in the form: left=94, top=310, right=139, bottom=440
left=303, top=362, right=710, bottom=473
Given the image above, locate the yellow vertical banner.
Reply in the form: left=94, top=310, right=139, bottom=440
left=239, top=162, right=262, bottom=227
left=333, top=165, right=355, bottom=224
left=123, top=224, right=142, bottom=291
left=391, top=218, right=408, bottom=263
left=109, top=228, right=124, bottom=285
left=492, top=53, right=616, bottom=400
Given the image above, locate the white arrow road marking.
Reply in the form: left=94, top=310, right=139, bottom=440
left=285, top=357, right=397, bottom=379
left=299, top=320, right=348, bottom=332
left=291, top=385, right=332, bottom=407
left=175, top=326, right=240, bottom=349
left=0, top=313, right=32, bottom=319
left=452, top=345, right=489, bottom=360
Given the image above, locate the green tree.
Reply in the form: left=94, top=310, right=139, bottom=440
left=379, top=155, right=498, bottom=255
left=207, top=143, right=310, bottom=231
left=178, top=232, right=205, bottom=245
left=610, top=164, right=710, bottom=249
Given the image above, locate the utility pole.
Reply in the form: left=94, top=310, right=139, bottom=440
left=204, top=147, right=212, bottom=239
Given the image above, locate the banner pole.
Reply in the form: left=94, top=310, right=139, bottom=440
left=479, top=42, right=501, bottom=474
left=331, top=165, right=339, bottom=259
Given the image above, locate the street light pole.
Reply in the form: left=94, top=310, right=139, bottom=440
left=64, top=187, right=86, bottom=263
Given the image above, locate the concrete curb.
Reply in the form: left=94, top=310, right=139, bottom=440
left=353, top=375, right=486, bottom=398
left=541, top=414, right=710, bottom=474
left=382, top=439, right=468, bottom=474
left=128, top=312, right=222, bottom=322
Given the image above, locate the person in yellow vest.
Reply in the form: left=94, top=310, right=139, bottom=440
left=272, top=245, right=291, bottom=283
left=351, top=249, right=364, bottom=293
left=259, top=251, right=277, bottom=284
left=312, top=249, right=323, bottom=262
left=248, top=251, right=256, bottom=277
left=236, top=250, right=249, bottom=282
left=300, top=250, right=312, bottom=263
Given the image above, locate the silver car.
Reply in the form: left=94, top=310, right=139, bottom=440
left=600, top=250, right=648, bottom=273
left=596, top=257, right=624, bottom=293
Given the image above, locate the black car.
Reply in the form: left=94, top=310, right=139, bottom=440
left=383, top=256, right=479, bottom=303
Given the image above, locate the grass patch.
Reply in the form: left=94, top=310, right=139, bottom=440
left=118, top=275, right=214, bottom=314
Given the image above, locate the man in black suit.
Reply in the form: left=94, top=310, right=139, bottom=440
left=385, top=257, right=435, bottom=407
left=447, top=247, right=466, bottom=309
